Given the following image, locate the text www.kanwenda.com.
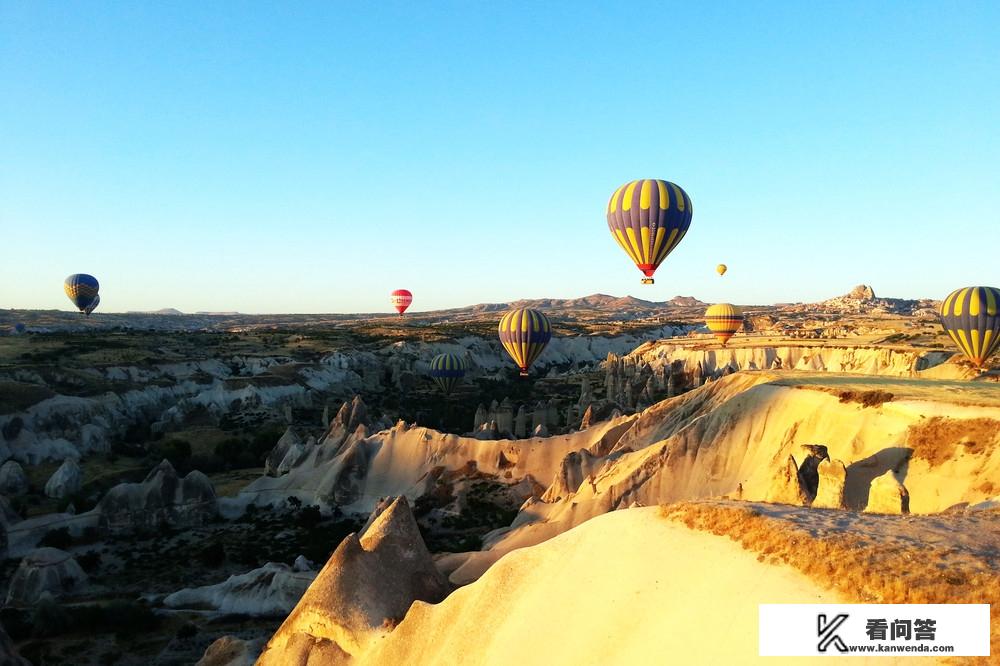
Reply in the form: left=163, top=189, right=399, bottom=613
left=847, top=644, right=955, bottom=653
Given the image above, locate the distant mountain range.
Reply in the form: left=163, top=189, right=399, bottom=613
left=3, top=286, right=941, bottom=334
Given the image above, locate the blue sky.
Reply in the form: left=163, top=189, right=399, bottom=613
left=2, top=1, right=998, bottom=313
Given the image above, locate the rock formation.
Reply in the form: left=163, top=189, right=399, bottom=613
left=496, top=398, right=514, bottom=435
left=865, top=471, right=910, bottom=514
left=94, top=459, right=217, bottom=533
left=541, top=449, right=602, bottom=502
left=257, top=496, right=448, bottom=663
left=514, top=406, right=528, bottom=439
left=848, top=284, right=876, bottom=300
left=196, top=636, right=262, bottom=666
left=44, top=458, right=82, bottom=499
left=812, top=458, right=848, bottom=509
left=6, top=547, right=87, bottom=605
left=795, top=444, right=829, bottom=499
left=275, top=436, right=313, bottom=475
left=578, top=376, right=593, bottom=407
left=164, top=562, right=316, bottom=616
left=763, top=455, right=810, bottom=506
left=0, top=460, right=28, bottom=496
left=265, top=427, right=301, bottom=476
left=472, top=404, right=487, bottom=431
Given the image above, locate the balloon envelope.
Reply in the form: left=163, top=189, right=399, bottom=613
left=64, top=274, right=100, bottom=313
left=940, top=286, right=1000, bottom=368
left=390, top=289, right=413, bottom=315
left=429, top=353, right=466, bottom=395
left=607, top=179, right=692, bottom=283
left=705, top=303, right=743, bottom=346
left=498, top=308, right=552, bottom=376
left=83, top=294, right=100, bottom=316
left=716, top=264, right=727, bottom=276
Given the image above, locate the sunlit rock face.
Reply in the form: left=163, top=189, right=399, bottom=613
left=623, top=342, right=955, bottom=380
left=865, top=471, right=910, bottom=514
left=5, top=547, right=88, bottom=605
left=196, top=636, right=262, bottom=666
left=256, top=496, right=449, bottom=663
left=764, top=455, right=811, bottom=506
left=93, top=459, right=217, bottom=533
left=813, top=458, right=848, bottom=509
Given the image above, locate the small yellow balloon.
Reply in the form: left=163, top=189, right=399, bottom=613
left=716, top=264, right=727, bottom=276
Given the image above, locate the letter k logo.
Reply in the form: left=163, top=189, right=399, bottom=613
left=817, top=614, right=849, bottom=653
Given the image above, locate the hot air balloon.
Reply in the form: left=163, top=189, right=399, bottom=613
left=84, top=294, right=100, bottom=316
left=498, top=308, right=552, bottom=376
left=390, top=289, right=413, bottom=316
left=705, top=303, right=743, bottom=346
left=428, top=353, right=467, bottom=396
left=607, top=179, right=693, bottom=284
left=939, top=286, right=1000, bottom=368
left=716, top=264, right=727, bottom=276
left=64, top=274, right=100, bottom=315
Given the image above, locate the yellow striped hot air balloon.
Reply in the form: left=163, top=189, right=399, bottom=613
left=498, top=308, right=552, bottom=376
left=716, top=264, right=727, bottom=276
left=705, top=303, right=743, bottom=346
left=939, top=286, right=1000, bottom=368
left=606, top=179, right=692, bottom=284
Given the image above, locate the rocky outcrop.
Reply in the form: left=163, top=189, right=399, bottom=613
left=626, top=341, right=953, bottom=380
left=865, top=471, right=910, bottom=514
left=813, top=458, right=848, bottom=509
left=276, top=437, right=314, bottom=475
left=44, top=458, right=82, bottom=499
left=257, top=496, right=448, bottom=663
left=0, top=461, right=28, bottom=496
left=541, top=450, right=603, bottom=502
left=240, top=414, right=629, bottom=515
left=471, top=397, right=564, bottom=439
left=764, top=455, right=811, bottom=506
left=164, top=562, right=316, bottom=616
left=94, top=459, right=217, bottom=533
left=264, top=427, right=301, bottom=476
left=6, top=547, right=87, bottom=605
left=848, top=284, right=876, bottom=300
left=796, top=444, right=829, bottom=500
left=196, top=636, right=262, bottom=666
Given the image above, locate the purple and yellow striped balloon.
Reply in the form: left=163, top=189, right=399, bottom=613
left=429, top=353, right=467, bottom=396
left=940, top=286, right=1000, bottom=368
left=607, top=179, right=692, bottom=284
left=498, top=308, right=552, bottom=377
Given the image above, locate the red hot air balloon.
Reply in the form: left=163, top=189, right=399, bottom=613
left=390, top=289, right=413, bottom=316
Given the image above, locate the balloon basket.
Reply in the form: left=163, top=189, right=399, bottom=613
left=641, top=278, right=654, bottom=285
left=519, top=370, right=529, bottom=378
